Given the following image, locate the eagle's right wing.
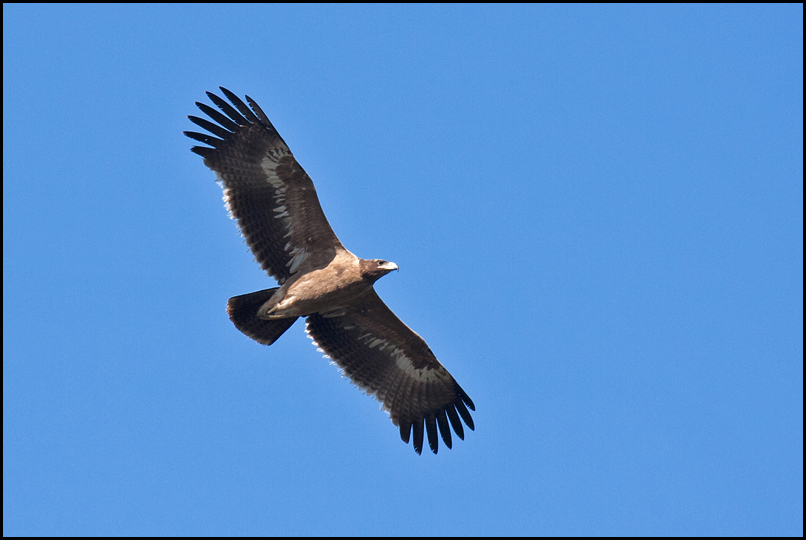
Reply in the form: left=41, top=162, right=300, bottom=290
left=185, top=87, right=343, bottom=284
left=305, top=290, right=475, bottom=455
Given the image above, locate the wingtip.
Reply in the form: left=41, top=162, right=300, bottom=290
left=412, top=420, right=424, bottom=455
left=455, top=398, right=475, bottom=432
left=218, top=86, right=237, bottom=102
left=437, top=409, right=453, bottom=449
left=458, top=385, right=475, bottom=411
left=425, top=414, right=439, bottom=454
left=189, top=146, right=214, bottom=159
left=399, top=422, right=411, bottom=444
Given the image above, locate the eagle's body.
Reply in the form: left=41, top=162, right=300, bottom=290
left=185, top=88, right=474, bottom=454
left=258, top=251, right=395, bottom=319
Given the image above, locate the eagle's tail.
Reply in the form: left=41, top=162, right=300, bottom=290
left=227, top=289, right=298, bottom=345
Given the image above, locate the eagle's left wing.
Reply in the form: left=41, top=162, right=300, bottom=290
left=305, top=291, right=474, bottom=454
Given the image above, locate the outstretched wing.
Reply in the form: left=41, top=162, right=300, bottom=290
left=185, top=87, right=343, bottom=284
left=305, top=291, right=475, bottom=454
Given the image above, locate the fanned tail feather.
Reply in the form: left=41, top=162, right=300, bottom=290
left=227, top=288, right=298, bottom=345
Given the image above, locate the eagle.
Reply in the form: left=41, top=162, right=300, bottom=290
left=184, top=88, right=474, bottom=454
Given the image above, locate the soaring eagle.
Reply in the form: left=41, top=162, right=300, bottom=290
left=185, top=88, right=474, bottom=454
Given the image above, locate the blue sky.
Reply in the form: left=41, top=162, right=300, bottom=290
left=3, top=4, right=802, bottom=536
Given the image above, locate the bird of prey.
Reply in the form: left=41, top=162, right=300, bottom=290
left=184, top=88, right=474, bottom=454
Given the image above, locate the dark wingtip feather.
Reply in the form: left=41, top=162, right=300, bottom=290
left=455, top=398, right=475, bottom=431
left=458, top=385, right=475, bottom=411
left=207, top=90, right=249, bottom=126
left=446, top=405, right=465, bottom=440
left=184, top=131, right=222, bottom=147
left=399, top=422, right=411, bottom=444
left=195, top=102, right=240, bottom=132
left=412, top=419, right=424, bottom=455
left=190, top=146, right=215, bottom=159
left=436, top=409, right=452, bottom=449
left=219, top=87, right=260, bottom=124
left=188, top=115, right=232, bottom=139
left=246, top=94, right=271, bottom=124
left=425, top=413, right=439, bottom=454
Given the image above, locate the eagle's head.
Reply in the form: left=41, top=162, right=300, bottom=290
left=360, top=259, right=399, bottom=282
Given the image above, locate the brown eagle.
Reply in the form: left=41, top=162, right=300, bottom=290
left=185, top=88, right=474, bottom=454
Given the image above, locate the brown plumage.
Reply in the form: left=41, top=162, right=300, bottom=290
left=185, top=87, right=474, bottom=454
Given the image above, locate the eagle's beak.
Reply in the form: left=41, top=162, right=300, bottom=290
left=383, top=261, right=399, bottom=272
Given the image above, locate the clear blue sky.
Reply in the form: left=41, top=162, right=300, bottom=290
left=3, top=4, right=802, bottom=536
